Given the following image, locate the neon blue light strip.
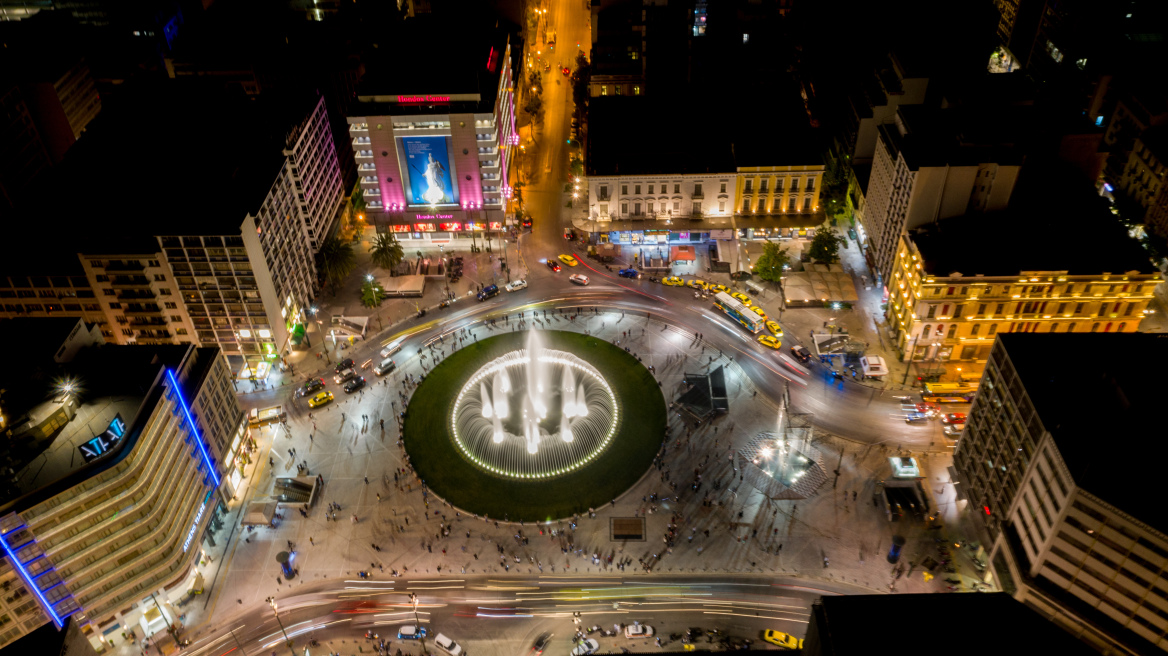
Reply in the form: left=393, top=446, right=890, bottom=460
left=166, top=369, right=222, bottom=487
left=0, top=529, right=68, bottom=628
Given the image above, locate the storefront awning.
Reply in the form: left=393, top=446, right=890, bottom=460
left=733, top=213, right=825, bottom=231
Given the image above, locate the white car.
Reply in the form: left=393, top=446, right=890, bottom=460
left=943, top=423, right=965, bottom=437
left=571, top=639, right=599, bottom=656
left=624, top=624, right=655, bottom=638
left=433, top=633, right=462, bottom=656
left=506, top=279, right=528, bottom=292
left=568, top=274, right=590, bottom=286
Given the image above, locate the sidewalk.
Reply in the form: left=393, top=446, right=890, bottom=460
left=199, top=306, right=991, bottom=637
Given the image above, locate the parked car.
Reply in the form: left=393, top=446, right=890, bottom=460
left=730, top=292, right=753, bottom=305
left=709, top=283, right=729, bottom=294
left=343, top=377, right=366, bottom=393
left=763, top=630, right=802, bottom=650
left=432, top=633, right=462, bottom=656
left=687, top=279, right=709, bottom=291
left=624, top=624, right=655, bottom=639
left=334, top=358, right=354, bottom=373
left=617, top=268, right=640, bottom=278
left=571, top=639, right=599, bottom=656
left=569, top=274, right=590, bottom=285
left=662, top=276, right=684, bottom=286
left=397, top=625, right=427, bottom=640
left=766, top=320, right=783, bottom=336
left=298, top=378, right=325, bottom=396
left=477, top=284, right=500, bottom=301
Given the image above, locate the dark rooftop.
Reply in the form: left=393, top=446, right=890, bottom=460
left=912, top=165, right=1156, bottom=277
left=996, top=333, right=1168, bottom=535
left=353, top=12, right=518, bottom=117
left=810, top=592, right=1096, bottom=655
left=9, top=79, right=304, bottom=249
left=880, top=104, right=1028, bottom=170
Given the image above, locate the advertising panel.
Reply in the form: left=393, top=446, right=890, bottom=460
left=400, top=136, right=459, bottom=206
left=439, top=222, right=463, bottom=231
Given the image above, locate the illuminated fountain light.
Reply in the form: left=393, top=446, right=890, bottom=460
left=451, top=331, right=618, bottom=480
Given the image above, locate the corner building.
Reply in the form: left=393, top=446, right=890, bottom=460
left=0, top=345, right=241, bottom=652
left=348, top=17, right=518, bottom=242
left=955, top=333, right=1168, bottom=655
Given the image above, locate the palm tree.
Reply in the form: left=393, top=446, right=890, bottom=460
left=317, top=236, right=356, bottom=294
left=360, top=280, right=384, bottom=308
left=369, top=232, right=405, bottom=273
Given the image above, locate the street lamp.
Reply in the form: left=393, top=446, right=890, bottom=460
left=265, top=597, right=296, bottom=656
left=409, top=593, right=428, bottom=655
left=309, top=306, right=330, bottom=361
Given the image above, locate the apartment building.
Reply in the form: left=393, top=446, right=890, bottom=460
left=862, top=105, right=1022, bottom=284
left=885, top=206, right=1159, bottom=363
left=77, top=248, right=194, bottom=346
left=0, top=342, right=241, bottom=652
left=347, top=16, right=518, bottom=242
left=735, top=164, right=825, bottom=241
left=282, top=93, right=344, bottom=251
left=954, top=333, right=1168, bottom=655
left=845, top=51, right=931, bottom=164
left=1118, top=125, right=1168, bottom=238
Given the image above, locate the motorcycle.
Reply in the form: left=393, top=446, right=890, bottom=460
left=416, top=309, right=427, bottom=318
left=438, top=300, right=452, bottom=309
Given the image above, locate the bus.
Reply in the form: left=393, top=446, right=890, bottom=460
left=922, top=382, right=979, bottom=403
left=713, top=292, right=764, bottom=334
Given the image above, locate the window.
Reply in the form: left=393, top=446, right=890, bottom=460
left=803, top=198, right=811, bottom=211
left=776, top=178, right=784, bottom=191
left=694, top=184, right=703, bottom=196
left=648, top=185, right=654, bottom=194
left=954, top=305, right=965, bottom=317
left=634, top=202, right=641, bottom=215
left=648, top=201, right=655, bottom=213
left=1068, top=322, right=1076, bottom=332
left=788, top=197, right=796, bottom=211
left=615, top=86, right=621, bottom=95
left=154, top=274, right=166, bottom=282
left=601, top=85, right=608, bottom=95
left=621, top=185, right=628, bottom=195
left=171, top=315, right=183, bottom=322
left=936, top=324, right=945, bottom=336
left=109, top=302, right=121, bottom=309
left=621, top=203, right=628, bottom=214
left=989, top=324, right=998, bottom=335
left=673, top=201, right=680, bottom=212
left=599, top=203, right=608, bottom=215
left=633, top=86, right=641, bottom=95
left=160, top=289, right=171, bottom=296
left=922, top=324, right=931, bottom=337
left=634, top=185, right=641, bottom=194
left=1119, top=322, right=1126, bottom=331
left=1057, top=303, right=1066, bottom=314
left=742, top=198, right=751, bottom=212
left=720, top=182, right=726, bottom=193
left=745, top=180, right=753, bottom=192
left=165, top=302, right=177, bottom=309
left=760, top=179, right=768, bottom=192
left=995, top=303, right=1004, bottom=314
left=600, top=185, right=608, bottom=198
left=1091, top=322, right=1100, bottom=332
left=1124, top=304, right=1134, bottom=316
left=978, top=304, right=987, bottom=315
left=1075, top=302, right=1084, bottom=314
left=757, top=198, right=766, bottom=212
left=947, top=287, right=955, bottom=296
left=947, top=324, right=957, bottom=338
left=674, top=184, right=680, bottom=193
left=693, top=201, right=702, bottom=214
left=1050, top=323, right=1058, bottom=333
left=103, top=289, right=116, bottom=296
left=719, top=201, right=725, bottom=212
left=971, top=324, right=980, bottom=335
left=926, top=305, right=937, bottom=319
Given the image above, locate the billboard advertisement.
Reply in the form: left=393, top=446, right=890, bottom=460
left=401, top=136, right=459, bottom=206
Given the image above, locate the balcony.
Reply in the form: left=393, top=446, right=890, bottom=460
left=356, top=150, right=373, bottom=159
left=105, top=261, right=145, bottom=272
left=691, top=191, right=704, bottom=199
left=110, top=276, right=151, bottom=288
left=352, top=137, right=371, bottom=146
left=349, top=123, right=368, bottom=132
left=359, top=163, right=376, bottom=171
left=123, top=305, right=163, bottom=316
left=116, top=290, right=155, bottom=300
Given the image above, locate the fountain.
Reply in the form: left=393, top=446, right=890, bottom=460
left=451, top=331, right=618, bottom=479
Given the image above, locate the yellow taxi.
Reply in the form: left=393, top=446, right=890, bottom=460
left=661, top=276, right=683, bottom=286
left=766, top=320, right=783, bottom=336
left=750, top=305, right=767, bottom=320
left=308, top=391, right=334, bottom=408
left=687, top=279, right=709, bottom=291
left=558, top=254, right=579, bottom=266
left=731, top=292, right=753, bottom=305
left=758, top=334, right=782, bottom=350
left=763, top=630, right=802, bottom=650
left=708, top=283, right=729, bottom=294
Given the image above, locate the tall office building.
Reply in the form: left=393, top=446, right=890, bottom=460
left=347, top=15, right=518, bottom=243
left=0, top=338, right=242, bottom=652
left=954, top=333, right=1168, bottom=655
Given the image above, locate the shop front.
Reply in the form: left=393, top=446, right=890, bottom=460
left=387, top=213, right=506, bottom=244
left=733, top=214, right=824, bottom=241
left=601, top=229, right=711, bottom=245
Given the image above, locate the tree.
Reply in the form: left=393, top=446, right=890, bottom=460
left=360, top=280, right=384, bottom=308
left=808, top=225, right=845, bottom=263
left=571, top=52, right=591, bottom=111
left=528, top=70, right=543, bottom=97
left=317, top=237, right=356, bottom=294
left=752, top=242, right=790, bottom=282
left=820, top=155, right=850, bottom=221
left=522, top=93, right=543, bottom=122
left=369, top=232, right=404, bottom=272
left=351, top=180, right=366, bottom=215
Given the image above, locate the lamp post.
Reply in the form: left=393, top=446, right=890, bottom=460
left=900, top=334, right=919, bottom=386
left=266, top=597, right=296, bottom=656
left=309, top=306, right=330, bottom=361
left=409, top=593, right=428, bottom=655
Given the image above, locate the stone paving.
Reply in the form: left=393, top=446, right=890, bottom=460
left=145, top=305, right=992, bottom=656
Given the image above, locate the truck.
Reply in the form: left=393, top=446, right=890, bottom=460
left=248, top=405, right=286, bottom=427
left=546, top=30, right=556, bottom=46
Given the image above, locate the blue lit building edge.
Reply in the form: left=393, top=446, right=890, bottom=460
left=0, top=524, right=75, bottom=629
left=165, top=369, right=222, bottom=488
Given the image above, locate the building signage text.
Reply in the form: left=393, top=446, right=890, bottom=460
left=415, top=214, right=454, bottom=220
left=78, top=415, right=127, bottom=463
left=396, top=95, right=451, bottom=103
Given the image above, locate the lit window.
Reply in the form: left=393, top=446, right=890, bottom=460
left=239, top=330, right=251, bottom=338
left=258, top=329, right=272, bottom=339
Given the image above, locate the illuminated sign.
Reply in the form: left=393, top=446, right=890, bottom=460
left=78, top=415, right=127, bottom=463
left=466, top=222, right=486, bottom=231
left=401, top=137, right=459, bottom=205
left=182, top=501, right=207, bottom=553
left=416, top=214, right=454, bottom=220
left=439, top=222, right=463, bottom=231
left=489, top=221, right=503, bottom=230
left=396, top=95, right=451, bottom=103
left=166, top=369, right=222, bottom=488
left=415, top=223, right=436, bottom=232
left=391, top=224, right=412, bottom=233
